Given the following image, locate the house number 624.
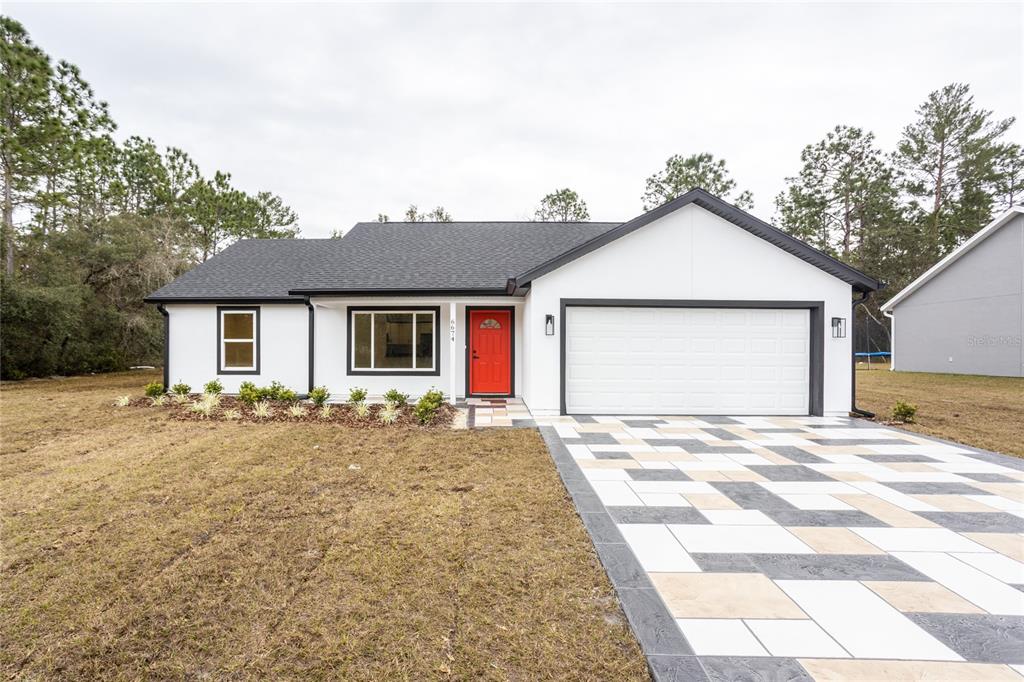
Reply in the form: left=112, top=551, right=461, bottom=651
left=449, top=318, right=456, bottom=342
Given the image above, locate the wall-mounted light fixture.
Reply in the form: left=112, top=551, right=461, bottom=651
left=545, top=314, right=555, bottom=336
left=831, top=317, right=846, bottom=339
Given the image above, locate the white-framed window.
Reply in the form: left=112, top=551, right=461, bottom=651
left=218, top=307, right=259, bottom=373
left=349, top=307, right=439, bottom=375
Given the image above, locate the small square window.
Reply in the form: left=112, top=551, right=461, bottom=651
left=218, top=308, right=259, bottom=373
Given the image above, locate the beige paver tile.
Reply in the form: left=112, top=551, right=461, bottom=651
left=723, top=469, right=769, bottom=482
left=962, top=533, right=1024, bottom=562
left=786, top=527, right=885, bottom=555
left=759, top=451, right=801, bottom=464
left=911, top=494, right=1000, bottom=512
left=863, top=581, right=985, bottom=614
left=798, top=659, right=1022, bottom=681
left=686, top=470, right=732, bottom=482
left=882, top=462, right=939, bottom=472
left=650, top=572, right=807, bottom=619
left=634, top=451, right=697, bottom=462
left=800, top=445, right=876, bottom=455
left=835, top=494, right=939, bottom=528
left=655, top=427, right=708, bottom=435
left=826, top=471, right=874, bottom=482
left=577, top=459, right=642, bottom=470
left=972, top=483, right=1024, bottom=502
left=575, top=424, right=625, bottom=433
left=684, top=493, right=741, bottom=510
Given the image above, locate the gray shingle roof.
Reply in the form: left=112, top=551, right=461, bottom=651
left=145, top=222, right=619, bottom=301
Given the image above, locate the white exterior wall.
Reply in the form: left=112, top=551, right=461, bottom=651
left=165, top=303, right=308, bottom=393
left=522, top=204, right=854, bottom=416
left=312, top=297, right=523, bottom=400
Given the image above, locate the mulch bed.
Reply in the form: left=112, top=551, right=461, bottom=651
left=127, top=395, right=455, bottom=428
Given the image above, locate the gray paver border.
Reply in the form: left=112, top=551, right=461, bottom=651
left=538, top=426, right=711, bottom=681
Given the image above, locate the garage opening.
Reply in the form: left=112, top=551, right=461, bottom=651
left=563, top=303, right=817, bottom=416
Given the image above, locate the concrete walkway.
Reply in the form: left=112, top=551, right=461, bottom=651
left=534, top=414, right=1024, bottom=682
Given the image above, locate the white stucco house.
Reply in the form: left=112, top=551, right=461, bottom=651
left=146, top=189, right=881, bottom=416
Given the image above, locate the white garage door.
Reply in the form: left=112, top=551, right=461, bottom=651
left=565, top=306, right=810, bottom=415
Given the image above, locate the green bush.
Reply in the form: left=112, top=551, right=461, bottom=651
left=348, top=387, right=368, bottom=404
left=203, top=378, right=223, bottom=395
left=308, top=385, right=330, bottom=407
left=170, top=381, right=191, bottom=396
left=276, top=387, right=298, bottom=403
left=383, top=388, right=409, bottom=407
left=891, top=400, right=917, bottom=423
left=238, top=381, right=261, bottom=405
left=144, top=381, right=164, bottom=398
left=413, top=388, right=446, bottom=425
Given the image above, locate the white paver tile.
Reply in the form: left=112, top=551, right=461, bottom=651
left=590, top=481, right=643, bottom=506
left=847, top=482, right=943, bottom=511
left=637, top=492, right=691, bottom=507
left=618, top=524, right=700, bottom=572
left=675, top=619, right=768, bottom=656
left=566, top=444, right=594, bottom=460
left=850, top=528, right=993, bottom=553
left=951, top=552, right=1024, bottom=584
left=627, top=481, right=717, bottom=494
left=776, top=580, right=961, bottom=661
left=639, top=461, right=678, bottom=470
left=892, top=551, right=1024, bottom=616
left=581, top=468, right=632, bottom=481
left=667, top=524, right=814, bottom=554
left=759, top=482, right=861, bottom=495
left=699, top=509, right=776, bottom=525
left=745, top=619, right=849, bottom=658
left=778, top=494, right=854, bottom=511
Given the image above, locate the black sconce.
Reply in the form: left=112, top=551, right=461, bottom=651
left=545, top=314, right=555, bottom=336
left=831, top=317, right=846, bottom=338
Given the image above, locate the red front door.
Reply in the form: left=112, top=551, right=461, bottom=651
left=469, top=309, right=511, bottom=395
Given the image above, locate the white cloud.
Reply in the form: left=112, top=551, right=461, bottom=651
left=8, top=2, right=1022, bottom=236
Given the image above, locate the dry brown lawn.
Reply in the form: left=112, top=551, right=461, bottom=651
left=856, top=362, right=1024, bottom=458
left=0, top=371, right=648, bottom=681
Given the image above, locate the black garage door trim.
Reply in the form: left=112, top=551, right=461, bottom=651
left=559, top=298, right=825, bottom=417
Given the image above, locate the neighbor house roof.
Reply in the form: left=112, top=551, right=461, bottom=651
left=146, top=189, right=882, bottom=303
left=145, top=222, right=619, bottom=302
left=881, top=206, right=1024, bottom=312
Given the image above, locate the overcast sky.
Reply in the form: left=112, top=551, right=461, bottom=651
left=8, top=2, right=1023, bottom=237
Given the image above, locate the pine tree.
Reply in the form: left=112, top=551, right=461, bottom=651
left=534, top=188, right=590, bottom=221
left=642, top=153, right=753, bottom=210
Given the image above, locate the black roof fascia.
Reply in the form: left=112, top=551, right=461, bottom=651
left=509, top=189, right=882, bottom=293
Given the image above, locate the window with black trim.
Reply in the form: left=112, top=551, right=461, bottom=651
left=218, top=307, right=258, bottom=373
left=351, top=309, right=437, bottom=372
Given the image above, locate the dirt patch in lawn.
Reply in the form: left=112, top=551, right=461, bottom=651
left=1, top=371, right=648, bottom=680
left=856, top=363, right=1024, bottom=458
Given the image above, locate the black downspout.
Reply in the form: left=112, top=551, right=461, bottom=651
left=851, top=290, right=875, bottom=419
left=305, top=297, right=314, bottom=394
left=157, top=304, right=170, bottom=390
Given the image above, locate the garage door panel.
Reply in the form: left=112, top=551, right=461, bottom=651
left=565, top=306, right=810, bottom=415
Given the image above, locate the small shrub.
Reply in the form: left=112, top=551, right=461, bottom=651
left=171, top=381, right=191, bottom=396
left=413, top=388, right=446, bottom=425
left=891, top=400, right=917, bottom=423
left=144, top=382, right=164, bottom=398
left=289, top=403, right=308, bottom=418
left=223, top=408, right=242, bottom=420
left=319, top=404, right=333, bottom=420
left=378, top=402, right=399, bottom=425
left=189, top=400, right=214, bottom=417
left=172, top=392, right=190, bottom=404
left=239, top=381, right=261, bottom=405
left=149, top=395, right=166, bottom=407
left=201, top=392, right=222, bottom=408
left=203, top=379, right=223, bottom=395
left=383, top=389, right=409, bottom=407
left=252, top=401, right=273, bottom=419
left=277, top=387, right=298, bottom=403
left=348, top=387, right=368, bottom=404
left=308, top=385, right=330, bottom=407
left=353, top=401, right=370, bottom=419
left=114, top=395, right=131, bottom=407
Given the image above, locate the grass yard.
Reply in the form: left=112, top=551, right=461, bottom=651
left=0, top=371, right=647, bottom=680
left=856, top=362, right=1024, bottom=458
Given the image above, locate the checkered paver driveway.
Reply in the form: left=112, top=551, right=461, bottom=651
left=533, top=414, right=1024, bottom=682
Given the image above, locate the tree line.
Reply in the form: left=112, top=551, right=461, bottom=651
left=2, top=14, right=1020, bottom=378
left=1, top=17, right=298, bottom=378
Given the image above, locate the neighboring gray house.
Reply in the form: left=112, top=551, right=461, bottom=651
left=881, top=206, right=1024, bottom=377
